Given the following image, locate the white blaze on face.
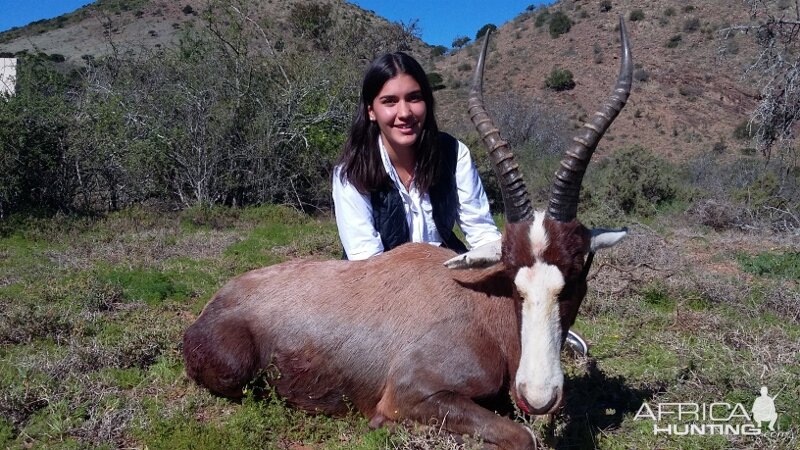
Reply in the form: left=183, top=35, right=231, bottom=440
left=514, top=211, right=565, bottom=412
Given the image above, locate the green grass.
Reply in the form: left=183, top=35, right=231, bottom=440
left=737, top=251, right=800, bottom=280
left=1, top=205, right=798, bottom=449
left=97, top=266, right=192, bottom=306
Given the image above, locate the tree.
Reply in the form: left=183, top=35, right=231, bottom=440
left=724, top=0, right=800, bottom=164
left=476, top=23, right=497, bottom=40
left=452, top=35, right=470, bottom=49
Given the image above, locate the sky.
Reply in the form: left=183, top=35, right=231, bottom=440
left=0, top=0, right=550, bottom=48
left=348, top=0, right=549, bottom=47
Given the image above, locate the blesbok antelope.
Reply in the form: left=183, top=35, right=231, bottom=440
left=183, top=17, right=633, bottom=449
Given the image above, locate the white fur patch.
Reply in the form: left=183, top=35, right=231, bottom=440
left=528, top=211, right=549, bottom=260
left=514, top=261, right=565, bottom=412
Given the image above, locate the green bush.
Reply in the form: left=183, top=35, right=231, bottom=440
left=430, top=45, right=447, bottom=57
left=684, top=17, right=701, bottom=32
left=733, top=120, right=756, bottom=140
left=600, top=1, right=612, bottom=12
left=288, top=3, right=333, bottom=50
left=666, top=34, right=682, bottom=48
left=664, top=7, right=676, bottom=17
left=633, top=68, right=650, bottom=82
left=545, top=67, right=575, bottom=91
left=476, top=23, right=497, bottom=40
left=585, top=146, right=682, bottom=217
left=535, top=10, right=551, bottom=28
left=629, top=9, right=645, bottom=22
left=451, top=35, right=470, bottom=48
left=427, top=72, right=445, bottom=91
left=737, top=251, right=800, bottom=280
left=549, top=11, right=572, bottom=38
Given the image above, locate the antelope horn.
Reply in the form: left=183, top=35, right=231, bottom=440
left=469, top=30, right=533, bottom=223
left=547, top=16, right=633, bottom=222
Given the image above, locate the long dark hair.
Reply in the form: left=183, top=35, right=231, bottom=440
left=337, top=52, right=440, bottom=194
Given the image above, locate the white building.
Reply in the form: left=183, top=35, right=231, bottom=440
left=1, top=58, right=17, bottom=96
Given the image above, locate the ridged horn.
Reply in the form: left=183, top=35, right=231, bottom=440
left=547, top=16, right=633, bottom=222
left=469, top=30, right=533, bottom=223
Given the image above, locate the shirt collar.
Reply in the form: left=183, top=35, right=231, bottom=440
left=378, top=136, right=414, bottom=192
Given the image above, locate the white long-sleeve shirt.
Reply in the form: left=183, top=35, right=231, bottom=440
left=333, top=137, right=501, bottom=260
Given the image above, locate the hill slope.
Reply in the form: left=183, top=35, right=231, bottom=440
left=0, top=0, right=430, bottom=64
left=434, top=0, right=760, bottom=161
left=1, top=0, right=764, bottom=160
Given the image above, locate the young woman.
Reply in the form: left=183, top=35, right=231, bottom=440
left=333, top=51, right=500, bottom=260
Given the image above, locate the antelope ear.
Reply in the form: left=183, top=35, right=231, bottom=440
left=590, top=227, right=628, bottom=252
left=444, top=238, right=502, bottom=269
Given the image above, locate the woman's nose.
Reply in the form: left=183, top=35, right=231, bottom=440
left=397, top=101, right=412, bottom=118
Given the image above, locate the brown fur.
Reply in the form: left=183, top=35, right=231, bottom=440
left=184, top=217, right=598, bottom=449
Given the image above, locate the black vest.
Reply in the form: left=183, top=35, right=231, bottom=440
left=342, top=133, right=468, bottom=259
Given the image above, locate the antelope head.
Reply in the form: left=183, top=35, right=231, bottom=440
left=445, top=16, right=633, bottom=415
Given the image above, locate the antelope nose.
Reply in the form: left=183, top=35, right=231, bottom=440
left=517, top=383, right=563, bottom=415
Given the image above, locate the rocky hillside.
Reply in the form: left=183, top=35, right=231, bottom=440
left=0, top=0, right=430, bottom=63
left=1, top=0, right=765, bottom=160
left=434, top=0, right=761, bottom=161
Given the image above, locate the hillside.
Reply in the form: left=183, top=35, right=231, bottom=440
left=0, top=0, right=431, bottom=64
left=434, top=0, right=760, bottom=161
left=0, top=0, right=769, bottom=161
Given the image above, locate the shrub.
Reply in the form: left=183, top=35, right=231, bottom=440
left=689, top=199, right=741, bottom=230
left=629, top=9, right=645, bottom=22
left=430, top=45, right=447, bottom=57
left=451, top=35, right=470, bottom=49
left=686, top=154, right=800, bottom=232
left=586, top=146, right=682, bottom=217
left=666, top=34, right=682, bottom=48
left=600, top=1, right=612, bottom=12
left=476, top=23, right=497, bottom=40
left=427, top=72, right=445, bottom=91
left=182, top=5, right=194, bottom=15
left=549, top=11, right=572, bottom=38
left=684, top=17, right=701, bottom=32
left=593, top=43, right=603, bottom=64
left=678, top=84, right=702, bottom=100
left=535, top=10, right=551, bottom=28
left=633, top=68, right=650, bottom=82
left=684, top=5, right=696, bottom=13
left=738, top=251, right=800, bottom=280
left=733, top=120, right=756, bottom=140
left=545, top=68, right=575, bottom=91
left=664, top=7, right=676, bottom=17
left=288, top=3, right=333, bottom=50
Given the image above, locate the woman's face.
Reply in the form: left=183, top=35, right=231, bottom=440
left=368, top=73, right=427, bottom=156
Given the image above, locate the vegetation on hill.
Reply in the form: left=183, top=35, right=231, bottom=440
left=0, top=0, right=419, bottom=217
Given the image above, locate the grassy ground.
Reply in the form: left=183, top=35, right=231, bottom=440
left=0, top=205, right=797, bottom=449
